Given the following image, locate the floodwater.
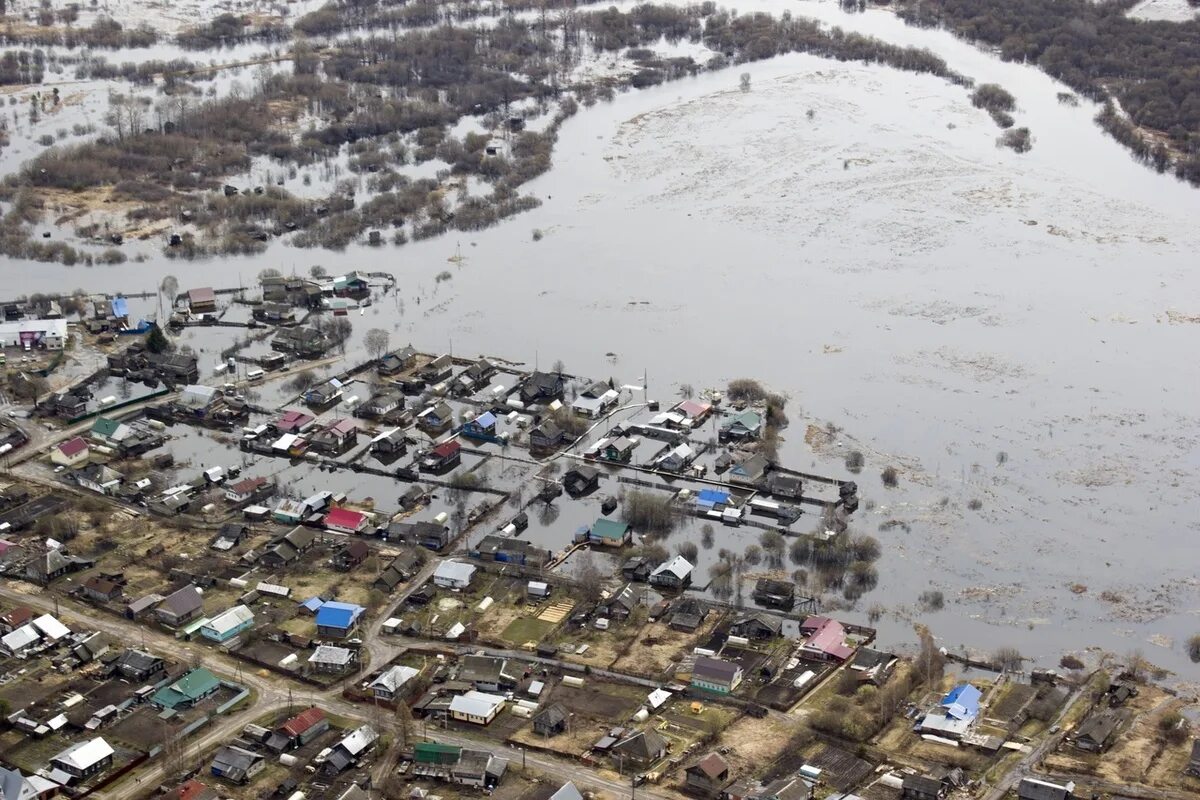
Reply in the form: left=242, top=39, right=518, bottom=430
left=3, top=0, right=1200, bottom=676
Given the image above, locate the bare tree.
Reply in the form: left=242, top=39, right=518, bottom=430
left=575, top=552, right=605, bottom=603
left=365, top=328, right=389, bottom=361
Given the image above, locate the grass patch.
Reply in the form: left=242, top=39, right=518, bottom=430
left=501, top=616, right=554, bottom=647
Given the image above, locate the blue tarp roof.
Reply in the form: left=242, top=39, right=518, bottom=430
left=941, top=683, right=981, bottom=720
left=473, top=412, right=497, bottom=428
left=696, top=489, right=730, bottom=507
left=299, top=597, right=324, bottom=612
left=111, top=297, right=128, bottom=318
left=315, top=601, right=365, bottom=630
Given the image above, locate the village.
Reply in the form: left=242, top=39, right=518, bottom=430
left=0, top=275, right=1194, bottom=800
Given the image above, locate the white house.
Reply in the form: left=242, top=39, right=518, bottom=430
left=50, top=437, right=90, bottom=468
left=449, top=690, right=506, bottom=725
left=0, top=318, right=67, bottom=350
left=433, top=560, right=476, bottom=590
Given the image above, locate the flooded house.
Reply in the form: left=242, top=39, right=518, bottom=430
left=600, top=435, right=639, bottom=463
left=252, top=302, right=297, bottom=324
left=649, top=556, right=694, bottom=591
left=587, top=518, right=632, bottom=547
left=370, top=427, right=407, bottom=457
left=563, top=466, right=600, bottom=497
left=304, top=378, right=345, bottom=408
left=720, top=410, right=763, bottom=442
left=470, top=535, right=551, bottom=568
left=378, top=346, right=417, bottom=376
left=753, top=578, right=796, bottom=609
left=729, top=454, right=769, bottom=486
left=461, top=411, right=499, bottom=442
left=273, top=409, right=316, bottom=434
left=387, top=520, right=450, bottom=550
left=271, top=326, right=330, bottom=359
left=186, top=287, right=217, bottom=314
left=517, top=371, right=565, bottom=405
left=421, top=440, right=461, bottom=472
left=416, top=401, right=454, bottom=433
left=529, top=420, right=567, bottom=452
left=224, top=476, right=271, bottom=505
left=655, top=443, right=696, bottom=473
left=798, top=616, right=854, bottom=662
left=356, top=391, right=403, bottom=420
left=766, top=473, right=802, bottom=500
left=572, top=381, right=620, bottom=418
left=453, top=358, right=496, bottom=395
left=420, top=354, right=454, bottom=384
left=310, top=418, right=358, bottom=454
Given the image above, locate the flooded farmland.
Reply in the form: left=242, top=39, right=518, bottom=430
left=2, top=0, right=1199, bottom=677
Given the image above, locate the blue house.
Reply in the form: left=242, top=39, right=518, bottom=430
left=941, top=683, right=981, bottom=721
left=695, top=489, right=731, bottom=511
left=315, top=601, right=365, bottom=638
left=461, top=411, right=499, bottom=442
left=200, top=605, right=254, bottom=643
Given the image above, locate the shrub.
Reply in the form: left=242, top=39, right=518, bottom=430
left=621, top=490, right=676, bottom=535
left=845, top=450, right=864, bottom=473
left=880, top=466, right=899, bottom=487
left=1187, top=634, right=1200, bottom=663
left=918, top=590, right=945, bottom=611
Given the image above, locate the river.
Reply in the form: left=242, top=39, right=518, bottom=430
left=2, top=0, right=1198, bottom=677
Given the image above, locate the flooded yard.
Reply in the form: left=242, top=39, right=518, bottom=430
left=2, top=0, right=1199, bottom=676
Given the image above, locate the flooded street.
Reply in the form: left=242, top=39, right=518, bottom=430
left=3, top=1, right=1199, bottom=675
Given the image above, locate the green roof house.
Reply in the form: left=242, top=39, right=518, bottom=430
left=414, top=742, right=461, bottom=765
left=588, top=518, right=631, bottom=547
left=90, top=417, right=122, bottom=443
left=151, top=667, right=221, bottom=710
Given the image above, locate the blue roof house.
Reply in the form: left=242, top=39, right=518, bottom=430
left=315, top=602, right=365, bottom=638
left=111, top=296, right=129, bottom=319
left=461, top=412, right=499, bottom=443
left=695, top=490, right=731, bottom=511
left=299, top=597, right=325, bottom=615
left=941, top=683, right=982, bottom=721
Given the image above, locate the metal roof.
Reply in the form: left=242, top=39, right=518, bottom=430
left=52, top=737, right=113, bottom=771
left=315, top=602, right=365, bottom=630
left=449, top=690, right=505, bottom=719
left=202, top=605, right=254, bottom=637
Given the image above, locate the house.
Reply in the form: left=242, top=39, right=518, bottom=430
left=420, top=354, right=454, bottom=383
left=371, top=427, right=408, bottom=457
left=357, top=390, right=403, bottom=420
left=592, top=437, right=636, bottom=466
left=156, top=585, right=204, bottom=627
left=82, top=575, right=123, bottom=603
left=304, top=378, right=344, bottom=407
left=598, top=584, right=647, bottom=622
left=252, top=301, right=297, bottom=324
left=114, top=649, right=166, bottom=682
left=0, top=766, right=59, bottom=800
left=673, top=399, right=713, bottom=426
left=416, top=401, right=454, bottom=433
left=0, top=605, right=32, bottom=633
left=798, top=616, right=854, bottom=662
left=729, top=454, right=769, bottom=485
left=572, top=382, right=620, bottom=418
left=175, top=385, right=225, bottom=418
left=260, top=526, right=317, bottom=568
left=1106, top=682, right=1138, bottom=707
left=73, top=464, right=123, bottom=495
left=315, top=601, right=366, bottom=638
left=224, top=477, right=269, bottom=504
left=374, top=551, right=423, bottom=592
left=1073, top=710, right=1124, bottom=752
left=752, top=579, right=795, bottom=610
left=1, top=625, right=41, bottom=657
left=667, top=597, right=706, bottom=631
left=332, top=539, right=371, bottom=571
left=450, top=691, right=506, bottom=725
left=454, top=359, right=496, bottom=394
left=529, top=420, right=567, bottom=452
left=309, top=645, right=356, bottom=673
left=1016, top=778, right=1075, bottom=800
left=49, top=738, right=114, bottom=782
left=611, top=729, right=668, bottom=767
left=152, top=353, right=201, bottom=385
left=26, top=548, right=92, bottom=585
left=387, top=520, right=451, bottom=550
left=720, top=411, right=763, bottom=442
left=563, top=466, right=600, bottom=497
left=51, top=437, right=89, bottom=468
left=124, top=593, right=164, bottom=620
left=210, top=746, right=264, bottom=785
left=274, top=409, right=316, bottom=434
left=767, top=473, right=803, bottom=501
left=187, top=287, right=217, bottom=314
left=458, top=655, right=519, bottom=692
left=152, top=668, right=220, bottom=710
left=378, top=346, right=417, bottom=376
left=692, top=656, right=743, bottom=694
left=325, top=726, right=379, bottom=775
left=655, top=443, right=695, bottom=472
left=325, top=507, right=369, bottom=536
left=200, top=605, right=254, bottom=643
left=589, top=518, right=632, bottom=547
left=901, top=776, right=944, bottom=800
left=422, top=439, right=462, bottom=472
left=622, top=557, right=653, bottom=583
left=369, top=665, right=419, bottom=701
left=730, top=611, right=783, bottom=640
left=686, top=753, right=733, bottom=797
left=311, top=418, right=358, bottom=454
left=471, top=535, right=551, bottom=568
left=272, top=326, right=330, bottom=358
left=518, top=371, right=565, bottom=405
left=649, top=556, right=694, bottom=591
left=434, top=560, right=476, bottom=590
left=266, top=707, right=328, bottom=752
left=462, top=411, right=498, bottom=441
left=849, top=647, right=898, bottom=685
left=533, top=703, right=569, bottom=736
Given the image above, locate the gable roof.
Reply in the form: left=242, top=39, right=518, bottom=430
left=280, top=707, right=326, bottom=738
left=309, top=645, right=353, bottom=666
left=1075, top=710, right=1123, bottom=744
left=941, top=683, right=982, bottom=720
left=325, top=507, right=367, bottom=530
left=315, top=601, right=365, bottom=630
left=549, top=783, right=584, bottom=800
left=431, top=440, right=461, bottom=459
left=52, top=737, right=113, bottom=771
left=591, top=518, right=630, bottom=540
left=651, top=555, right=693, bottom=581
left=159, top=585, right=203, bottom=617
left=449, top=690, right=505, bottom=718
left=369, top=665, right=419, bottom=694
left=802, top=616, right=854, bottom=660
left=693, top=656, right=740, bottom=683
left=203, top=605, right=253, bottom=636
left=613, top=728, right=667, bottom=760
left=154, top=668, right=219, bottom=706
left=57, top=437, right=89, bottom=457
left=688, top=752, right=730, bottom=780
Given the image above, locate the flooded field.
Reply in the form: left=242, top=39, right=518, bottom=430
left=2, top=0, right=1199, bottom=676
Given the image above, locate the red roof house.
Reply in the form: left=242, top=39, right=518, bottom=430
left=798, top=615, right=854, bottom=662
left=324, top=507, right=368, bottom=535
left=51, top=436, right=90, bottom=467
left=276, top=410, right=316, bottom=433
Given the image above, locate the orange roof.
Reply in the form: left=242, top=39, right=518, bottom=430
left=281, top=706, right=325, bottom=737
